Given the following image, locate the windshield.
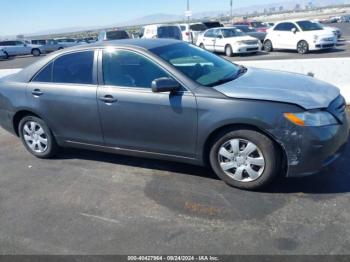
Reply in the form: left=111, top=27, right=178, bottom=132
left=150, top=43, right=241, bottom=87
left=297, top=21, right=323, bottom=31
left=157, top=26, right=182, bottom=39
left=107, top=31, right=129, bottom=40
left=251, top=22, right=265, bottom=28
left=236, top=26, right=255, bottom=33
left=203, top=22, right=222, bottom=29
left=190, top=24, right=207, bottom=31
left=222, top=28, right=245, bottom=37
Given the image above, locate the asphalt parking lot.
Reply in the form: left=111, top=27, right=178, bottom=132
left=0, top=23, right=349, bottom=69
left=1, top=23, right=350, bottom=255
left=1, top=118, right=350, bottom=255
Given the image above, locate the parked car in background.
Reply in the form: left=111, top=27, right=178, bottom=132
left=197, top=27, right=261, bottom=56
left=340, top=15, right=350, bottom=23
left=141, top=24, right=182, bottom=40
left=318, top=23, right=342, bottom=38
left=264, top=20, right=337, bottom=54
left=233, top=25, right=267, bottom=42
left=179, top=23, right=207, bottom=43
left=0, top=39, right=347, bottom=190
left=30, top=39, right=66, bottom=53
left=0, top=49, right=8, bottom=59
left=202, top=21, right=223, bottom=29
left=55, top=38, right=79, bottom=48
left=98, top=30, right=130, bottom=41
left=233, top=20, right=269, bottom=32
left=0, top=40, right=45, bottom=57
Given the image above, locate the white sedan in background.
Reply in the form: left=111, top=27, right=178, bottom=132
left=196, top=27, right=261, bottom=57
left=264, top=20, right=337, bottom=54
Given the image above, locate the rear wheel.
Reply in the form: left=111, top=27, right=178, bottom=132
left=225, top=45, right=233, bottom=57
left=209, top=129, right=281, bottom=190
left=297, top=40, right=309, bottom=54
left=263, top=40, right=273, bottom=52
left=19, top=116, right=58, bottom=159
left=31, top=49, right=41, bottom=57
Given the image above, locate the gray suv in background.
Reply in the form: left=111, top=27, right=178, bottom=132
left=0, top=40, right=347, bottom=190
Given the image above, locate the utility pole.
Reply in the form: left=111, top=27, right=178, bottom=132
left=230, top=0, right=233, bottom=23
left=185, top=0, right=192, bottom=43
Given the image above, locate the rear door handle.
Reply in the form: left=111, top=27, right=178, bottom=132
left=99, top=95, right=118, bottom=103
left=32, top=89, right=43, bottom=96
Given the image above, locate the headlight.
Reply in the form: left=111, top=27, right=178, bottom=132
left=237, top=41, right=245, bottom=45
left=284, top=111, right=337, bottom=127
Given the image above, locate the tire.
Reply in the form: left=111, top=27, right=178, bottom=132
left=31, top=49, right=41, bottom=57
left=3, top=51, right=9, bottom=59
left=199, top=43, right=205, bottom=49
left=209, top=129, right=280, bottom=190
left=263, top=40, right=273, bottom=52
left=297, top=40, right=309, bottom=54
left=19, top=116, right=58, bottom=159
left=225, top=45, right=233, bottom=57
left=58, top=47, right=64, bottom=50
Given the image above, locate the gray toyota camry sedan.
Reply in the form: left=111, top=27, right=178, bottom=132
left=0, top=39, right=348, bottom=190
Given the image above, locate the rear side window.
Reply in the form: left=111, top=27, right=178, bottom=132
left=53, top=51, right=94, bottom=84
left=32, top=62, right=53, bottom=82
left=274, top=23, right=297, bottom=31
left=157, top=26, right=182, bottom=40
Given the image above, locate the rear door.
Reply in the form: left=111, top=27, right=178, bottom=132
left=27, top=50, right=103, bottom=145
left=203, top=29, right=216, bottom=51
left=96, top=48, right=197, bottom=158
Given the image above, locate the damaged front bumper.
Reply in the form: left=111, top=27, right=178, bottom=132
left=272, top=96, right=349, bottom=177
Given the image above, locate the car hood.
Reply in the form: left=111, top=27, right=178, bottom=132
left=213, top=67, right=340, bottom=110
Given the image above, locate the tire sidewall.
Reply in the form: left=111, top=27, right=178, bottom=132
left=19, top=116, right=56, bottom=158
left=264, top=40, right=273, bottom=52
left=32, top=49, right=41, bottom=57
left=297, top=40, right=309, bottom=54
left=225, top=45, right=233, bottom=57
left=209, top=129, right=279, bottom=190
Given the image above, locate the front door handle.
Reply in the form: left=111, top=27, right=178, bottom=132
left=99, top=95, right=118, bottom=103
left=32, top=89, right=43, bottom=96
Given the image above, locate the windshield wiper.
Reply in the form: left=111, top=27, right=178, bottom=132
left=208, top=65, right=248, bottom=87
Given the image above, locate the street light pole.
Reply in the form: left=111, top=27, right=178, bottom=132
left=186, top=0, right=191, bottom=43
left=230, top=0, right=233, bottom=22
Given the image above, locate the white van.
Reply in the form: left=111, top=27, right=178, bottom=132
left=141, top=24, right=182, bottom=40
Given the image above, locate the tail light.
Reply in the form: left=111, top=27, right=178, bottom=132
left=185, top=32, right=190, bottom=36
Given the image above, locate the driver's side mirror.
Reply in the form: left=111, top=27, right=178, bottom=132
left=291, top=28, right=297, bottom=34
left=217, top=35, right=223, bottom=39
left=152, top=77, right=180, bottom=93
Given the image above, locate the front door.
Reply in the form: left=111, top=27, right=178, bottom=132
left=97, top=49, right=197, bottom=158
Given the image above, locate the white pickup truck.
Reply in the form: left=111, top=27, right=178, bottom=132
left=0, top=40, right=45, bottom=58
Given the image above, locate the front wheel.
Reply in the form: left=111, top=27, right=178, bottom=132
left=209, top=129, right=281, bottom=190
left=19, top=116, right=58, bottom=159
left=263, top=40, right=273, bottom=52
left=297, top=40, right=309, bottom=54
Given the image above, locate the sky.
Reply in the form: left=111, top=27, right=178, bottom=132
left=0, top=0, right=280, bottom=36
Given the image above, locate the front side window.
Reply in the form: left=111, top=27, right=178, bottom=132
left=151, top=43, right=241, bottom=87
left=103, top=50, right=169, bottom=88
left=53, top=51, right=94, bottom=84
left=106, top=30, right=129, bottom=40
